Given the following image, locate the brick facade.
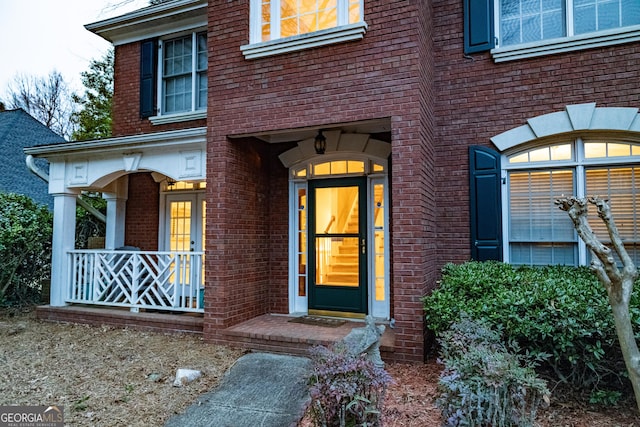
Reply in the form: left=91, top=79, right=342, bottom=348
left=431, top=0, right=640, bottom=267
left=125, top=173, right=159, bottom=251
left=196, top=0, right=436, bottom=361
left=107, top=0, right=640, bottom=363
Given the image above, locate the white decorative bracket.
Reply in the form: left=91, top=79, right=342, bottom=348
left=123, top=153, right=143, bottom=172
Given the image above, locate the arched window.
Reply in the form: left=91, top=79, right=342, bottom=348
left=505, top=139, right=640, bottom=266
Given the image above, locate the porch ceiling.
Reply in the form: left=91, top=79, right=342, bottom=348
left=229, top=118, right=392, bottom=144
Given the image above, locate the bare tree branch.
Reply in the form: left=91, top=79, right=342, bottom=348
left=5, top=71, right=76, bottom=139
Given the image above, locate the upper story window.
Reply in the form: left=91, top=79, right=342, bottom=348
left=485, top=0, right=640, bottom=61
left=499, top=0, right=640, bottom=46
left=260, top=0, right=361, bottom=41
left=241, top=0, right=367, bottom=59
left=160, top=32, right=207, bottom=115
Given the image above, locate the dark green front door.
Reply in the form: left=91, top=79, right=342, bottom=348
left=308, top=177, right=367, bottom=316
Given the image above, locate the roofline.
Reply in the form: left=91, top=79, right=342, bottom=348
left=85, top=0, right=207, bottom=45
left=24, top=127, right=207, bottom=157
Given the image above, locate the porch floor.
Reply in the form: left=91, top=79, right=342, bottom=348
left=36, top=305, right=204, bottom=335
left=36, top=306, right=395, bottom=359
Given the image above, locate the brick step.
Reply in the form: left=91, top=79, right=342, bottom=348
left=220, top=314, right=395, bottom=359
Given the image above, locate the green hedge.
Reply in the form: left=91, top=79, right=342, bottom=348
left=423, top=261, right=640, bottom=400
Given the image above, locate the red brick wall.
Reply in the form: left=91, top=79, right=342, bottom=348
left=432, top=0, right=640, bottom=267
left=125, top=173, right=159, bottom=250
left=112, top=43, right=206, bottom=137
left=107, top=0, right=640, bottom=362
left=202, top=0, right=435, bottom=361
left=203, top=137, right=272, bottom=330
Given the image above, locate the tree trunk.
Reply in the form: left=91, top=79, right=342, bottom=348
left=610, top=291, right=640, bottom=412
left=555, top=196, right=640, bottom=412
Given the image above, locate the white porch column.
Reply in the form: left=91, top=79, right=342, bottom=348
left=103, top=176, right=129, bottom=249
left=50, top=192, right=78, bottom=306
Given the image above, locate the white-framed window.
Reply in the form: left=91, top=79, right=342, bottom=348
left=499, top=0, right=640, bottom=46
left=158, top=31, right=207, bottom=117
left=258, top=0, right=361, bottom=42
left=504, top=138, right=640, bottom=266
left=241, top=0, right=367, bottom=59
left=493, top=0, right=640, bottom=61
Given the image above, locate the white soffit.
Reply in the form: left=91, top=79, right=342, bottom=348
left=85, top=0, right=207, bottom=45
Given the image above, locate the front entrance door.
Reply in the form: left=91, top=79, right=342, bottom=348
left=308, top=178, right=367, bottom=316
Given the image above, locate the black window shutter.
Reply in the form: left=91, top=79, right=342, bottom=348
left=464, top=0, right=495, bottom=54
left=140, top=39, right=157, bottom=118
left=469, top=145, right=502, bottom=261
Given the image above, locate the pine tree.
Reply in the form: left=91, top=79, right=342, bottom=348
left=70, top=49, right=114, bottom=141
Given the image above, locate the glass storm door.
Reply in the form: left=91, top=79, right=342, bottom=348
left=308, top=177, right=367, bottom=316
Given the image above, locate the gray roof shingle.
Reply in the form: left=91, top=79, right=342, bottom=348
left=0, top=109, right=66, bottom=209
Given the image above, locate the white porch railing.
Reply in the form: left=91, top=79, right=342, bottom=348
left=67, top=250, right=205, bottom=313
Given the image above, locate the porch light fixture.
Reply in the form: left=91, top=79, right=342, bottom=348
left=166, top=177, right=176, bottom=188
left=314, top=129, right=326, bottom=155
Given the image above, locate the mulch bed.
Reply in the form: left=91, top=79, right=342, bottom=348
left=1, top=308, right=639, bottom=426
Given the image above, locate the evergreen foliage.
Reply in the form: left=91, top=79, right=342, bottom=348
left=71, top=49, right=113, bottom=141
left=423, top=261, right=640, bottom=403
left=0, top=193, right=52, bottom=305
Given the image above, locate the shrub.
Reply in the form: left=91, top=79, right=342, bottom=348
left=423, top=261, right=640, bottom=401
left=307, top=344, right=392, bottom=427
left=0, top=192, right=52, bottom=305
left=436, top=315, right=550, bottom=427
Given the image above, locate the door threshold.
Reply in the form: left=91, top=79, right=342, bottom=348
left=308, top=309, right=366, bottom=320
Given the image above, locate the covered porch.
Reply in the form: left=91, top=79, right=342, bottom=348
left=24, top=127, right=208, bottom=314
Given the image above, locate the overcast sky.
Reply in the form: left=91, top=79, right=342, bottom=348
left=0, top=0, right=148, bottom=99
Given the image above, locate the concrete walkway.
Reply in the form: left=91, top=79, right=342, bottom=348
left=165, top=353, right=311, bottom=427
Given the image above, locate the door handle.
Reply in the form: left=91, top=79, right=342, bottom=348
left=361, top=238, right=366, bottom=254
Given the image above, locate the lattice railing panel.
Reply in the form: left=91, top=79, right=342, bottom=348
left=68, top=250, right=204, bottom=313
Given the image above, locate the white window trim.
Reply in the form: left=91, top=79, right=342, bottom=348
left=368, top=176, right=390, bottom=320
left=289, top=181, right=308, bottom=315
left=241, top=22, right=367, bottom=59
left=153, top=30, right=207, bottom=122
left=494, top=104, right=640, bottom=264
left=150, top=110, right=206, bottom=125
left=242, top=0, right=367, bottom=60
left=493, top=24, right=640, bottom=62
